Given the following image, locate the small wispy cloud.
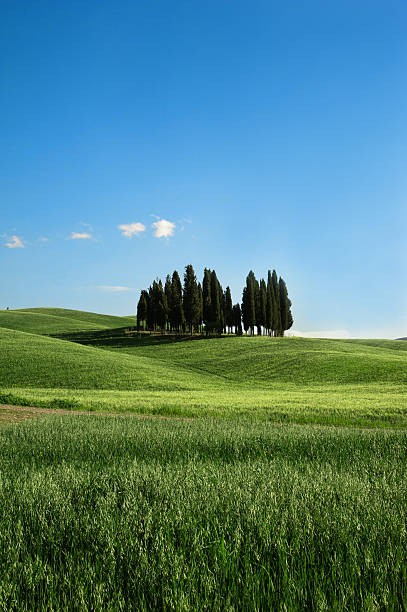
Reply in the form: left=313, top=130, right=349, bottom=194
left=152, top=218, right=176, bottom=238
left=38, top=237, right=49, bottom=242
left=70, top=232, right=92, bottom=240
left=118, top=222, right=146, bottom=238
left=97, top=285, right=133, bottom=292
left=5, top=235, right=24, bottom=249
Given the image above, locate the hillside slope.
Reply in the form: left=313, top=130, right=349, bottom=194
left=1, top=326, right=406, bottom=424
left=0, top=308, right=136, bottom=335
left=99, top=336, right=407, bottom=386
left=0, top=328, right=213, bottom=391
left=18, top=307, right=137, bottom=328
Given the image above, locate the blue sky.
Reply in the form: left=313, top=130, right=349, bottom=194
left=1, top=0, right=406, bottom=337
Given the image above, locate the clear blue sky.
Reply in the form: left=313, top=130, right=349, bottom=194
left=1, top=0, right=406, bottom=337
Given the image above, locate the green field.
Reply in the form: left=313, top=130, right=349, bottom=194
left=0, top=308, right=406, bottom=609
left=0, top=307, right=137, bottom=335
left=0, top=416, right=406, bottom=610
left=0, top=309, right=406, bottom=426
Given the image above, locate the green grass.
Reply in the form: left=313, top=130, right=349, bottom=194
left=103, top=334, right=407, bottom=385
left=0, top=327, right=209, bottom=391
left=0, top=307, right=136, bottom=335
left=54, top=328, right=407, bottom=384
left=18, top=307, right=137, bottom=328
left=1, top=320, right=407, bottom=427
left=0, top=415, right=406, bottom=610
left=1, top=308, right=407, bottom=608
left=1, top=383, right=407, bottom=427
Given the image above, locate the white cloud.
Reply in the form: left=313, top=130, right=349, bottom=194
left=70, top=232, right=92, bottom=240
left=38, top=237, right=49, bottom=242
left=5, top=235, right=24, bottom=249
left=97, top=285, right=132, bottom=292
left=152, top=218, right=176, bottom=238
left=118, top=222, right=146, bottom=238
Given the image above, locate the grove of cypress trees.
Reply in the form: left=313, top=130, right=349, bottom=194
left=137, top=264, right=293, bottom=338
left=183, top=264, right=200, bottom=334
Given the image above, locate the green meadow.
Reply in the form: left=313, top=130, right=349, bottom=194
left=1, top=308, right=407, bottom=426
left=0, top=308, right=406, bottom=609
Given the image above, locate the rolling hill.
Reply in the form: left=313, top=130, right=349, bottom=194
left=0, top=307, right=406, bottom=425
left=0, top=308, right=136, bottom=335
left=102, top=335, right=407, bottom=385
left=0, top=327, right=211, bottom=391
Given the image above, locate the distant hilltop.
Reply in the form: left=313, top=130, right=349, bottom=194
left=397, top=337, right=407, bottom=340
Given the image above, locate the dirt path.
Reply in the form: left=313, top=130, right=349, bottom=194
left=0, top=403, right=96, bottom=424
left=0, top=404, right=190, bottom=425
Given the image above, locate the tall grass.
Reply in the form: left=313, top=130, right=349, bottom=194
left=1, top=415, right=406, bottom=610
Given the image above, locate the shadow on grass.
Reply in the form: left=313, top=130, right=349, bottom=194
left=50, top=328, right=239, bottom=349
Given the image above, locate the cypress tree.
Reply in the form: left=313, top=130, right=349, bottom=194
left=146, top=285, right=155, bottom=330
left=210, top=270, right=222, bottom=333
left=197, top=282, right=203, bottom=333
left=136, top=290, right=148, bottom=331
left=156, top=279, right=168, bottom=331
left=279, top=276, right=293, bottom=336
left=241, top=287, right=249, bottom=333
left=183, top=264, right=200, bottom=334
left=220, top=286, right=226, bottom=333
left=246, top=271, right=257, bottom=334
left=164, top=274, right=173, bottom=331
left=253, top=276, right=261, bottom=335
left=202, top=268, right=212, bottom=331
left=271, top=269, right=281, bottom=336
left=225, top=286, right=233, bottom=333
left=266, top=270, right=273, bottom=335
left=232, top=303, right=242, bottom=335
left=171, top=270, right=184, bottom=332
left=148, top=280, right=168, bottom=332
left=259, top=279, right=267, bottom=336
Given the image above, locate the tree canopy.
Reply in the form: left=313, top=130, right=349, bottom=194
left=136, top=265, right=293, bottom=336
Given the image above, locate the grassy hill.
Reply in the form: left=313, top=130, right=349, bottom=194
left=1, top=308, right=406, bottom=608
left=0, top=310, right=406, bottom=425
left=0, top=308, right=136, bottom=335
left=17, top=307, right=137, bottom=328
left=0, top=327, right=213, bottom=391
left=102, top=335, right=407, bottom=385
